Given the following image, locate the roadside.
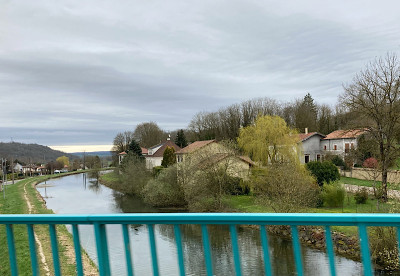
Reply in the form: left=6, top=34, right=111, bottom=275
left=0, top=172, right=98, bottom=275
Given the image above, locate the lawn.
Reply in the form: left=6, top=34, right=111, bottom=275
left=339, top=176, right=400, bottom=190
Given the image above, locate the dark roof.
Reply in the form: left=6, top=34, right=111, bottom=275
left=146, top=140, right=181, bottom=158
left=298, top=132, right=326, bottom=142
left=175, top=140, right=216, bottom=154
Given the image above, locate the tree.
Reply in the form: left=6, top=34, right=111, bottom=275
left=295, top=93, right=318, bottom=132
left=56, top=156, right=70, bottom=167
left=237, top=115, right=299, bottom=165
left=134, top=122, right=166, bottom=148
left=175, top=129, right=188, bottom=148
left=127, top=139, right=143, bottom=159
left=112, top=131, right=134, bottom=153
left=161, top=146, right=176, bottom=167
left=341, top=53, right=400, bottom=201
left=306, top=161, right=340, bottom=186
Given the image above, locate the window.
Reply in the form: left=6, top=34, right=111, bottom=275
left=345, top=143, right=350, bottom=153
left=324, top=145, right=327, bottom=150
left=305, top=155, right=310, bottom=163
left=351, top=143, right=354, bottom=149
left=316, top=154, right=321, bottom=161
left=334, top=145, right=337, bottom=150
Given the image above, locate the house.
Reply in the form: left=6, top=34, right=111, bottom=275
left=145, top=139, right=181, bottom=169
left=176, top=140, right=254, bottom=179
left=118, top=147, right=149, bottom=165
left=320, top=129, right=366, bottom=158
left=13, top=163, right=23, bottom=173
left=298, top=128, right=326, bottom=164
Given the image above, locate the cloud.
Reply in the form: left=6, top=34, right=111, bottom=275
left=1, top=0, right=399, bottom=146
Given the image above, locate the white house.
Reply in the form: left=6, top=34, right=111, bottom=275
left=13, top=163, right=23, bottom=173
left=145, top=139, right=181, bottom=169
left=298, top=129, right=326, bottom=164
left=320, top=129, right=366, bottom=158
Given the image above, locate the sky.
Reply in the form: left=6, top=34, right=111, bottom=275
left=1, top=0, right=399, bottom=152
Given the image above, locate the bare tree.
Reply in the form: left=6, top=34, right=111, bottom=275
left=112, top=131, right=135, bottom=153
left=341, top=53, right=400, bottom=201
left=133, top=122, right=166, bottom=148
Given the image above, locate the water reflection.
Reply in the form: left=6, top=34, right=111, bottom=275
left=37, top=173, right=365, bottom=276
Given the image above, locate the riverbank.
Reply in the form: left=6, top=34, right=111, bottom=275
left=0, top=172, right=98, bottom=275
left=100, top=170, right=399, bottom=271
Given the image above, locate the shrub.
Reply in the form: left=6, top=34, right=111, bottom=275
left=322, top=183, right=345, bottom=207
left=331, top=155, right=345, bottom=167
left=120, top=154, right=151, bottom=195
left=143, top=165, right=186, bottom=207
left=252, top=162, right=320, bottom=212
left=306, top=161, right=340, bottom=186
left=354, top=188, right=369, bottom=204
left=152, top=166, right=164, bottom=176
left=363, top=157, right=378, bottom=169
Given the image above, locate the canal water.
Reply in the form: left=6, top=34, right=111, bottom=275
left=36, top=173, right=364, bottom=275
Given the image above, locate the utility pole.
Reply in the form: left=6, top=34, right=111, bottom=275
left=11, top=157, right=14, bottom=185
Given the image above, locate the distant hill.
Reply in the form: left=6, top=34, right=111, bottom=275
left=72, top=151, right=112, bottom=158
left=0, top=142, right=77, bottom=164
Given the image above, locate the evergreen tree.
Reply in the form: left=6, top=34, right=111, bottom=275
left=295, top=93, right=317, bottom=132
left=175, top=129, right=188, bottom=148
left=127, top=139, right=143, bottom=159
left=161, top=146, right=176, bottom=167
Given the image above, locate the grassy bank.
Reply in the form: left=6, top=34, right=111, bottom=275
left=0, top=172, right=98, bottom=275
left=339, top=176, right=400, bottom=190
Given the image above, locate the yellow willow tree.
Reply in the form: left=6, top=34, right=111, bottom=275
left=237, top=115, right=300, bottom=166
left=238, top=115, right=319, bottom=212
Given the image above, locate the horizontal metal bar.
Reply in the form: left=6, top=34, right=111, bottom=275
left=1, top=213, right=400, bottom=226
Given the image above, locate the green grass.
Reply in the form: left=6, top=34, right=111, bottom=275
left=0, top=173, right=96, bottom=275
left=226, top=193, right=393, bottom=237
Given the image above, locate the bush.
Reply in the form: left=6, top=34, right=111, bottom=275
left=143, top=166, right=186, bottom=207
left=152, top=166, right=164, bottom=176
left=120, top=154, right=151, bottom=195
left=226, top=177, right=250, bottom=195
left=321, top=183, right=345, bottom=207
left=252, top=162, right=321, bottom=212
left=331, top=155, right=345, bottom=167
left=306, top=161, right=340, bottom=186
left=354, top=188, right=369, bottom=204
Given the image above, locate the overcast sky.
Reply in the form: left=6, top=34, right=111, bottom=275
left=1, top=0, right=399, bottom=152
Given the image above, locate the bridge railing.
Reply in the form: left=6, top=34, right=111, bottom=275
left=1, top=213, right=400, bottom=276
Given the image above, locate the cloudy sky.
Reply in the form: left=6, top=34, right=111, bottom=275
left=1, top=0, right=399, bottom=152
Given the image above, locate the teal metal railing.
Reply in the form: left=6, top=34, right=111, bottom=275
left=1, top=213, right=399, bottom=276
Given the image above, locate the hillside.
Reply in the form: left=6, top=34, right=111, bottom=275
left=0, top=142, right=77, bottom=164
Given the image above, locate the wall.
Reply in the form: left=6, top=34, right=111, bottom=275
left=340, top=167, right=400, bottom=183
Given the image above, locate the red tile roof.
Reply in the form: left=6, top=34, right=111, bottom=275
left=146, top=140, right=181, bottom=158
left=176, top=140, right=216, bottom=154
left=324, top=129, right=366, bottom=140
left=141, top=147, right=148, bottom=155
left=118, top=151, right=127, bottom=155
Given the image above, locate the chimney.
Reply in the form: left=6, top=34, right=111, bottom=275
left=305, top=128, right=308, bottom=134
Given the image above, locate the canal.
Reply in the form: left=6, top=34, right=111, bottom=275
left=36, top=173, right=364, bottom=275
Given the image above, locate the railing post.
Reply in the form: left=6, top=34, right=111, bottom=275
left=358, top=224, right=372, bottom=276
left=325, top=226, right=336, bottom=276
left=148, top=224, right=159, bottom=276
left=27, top=224, right=39, bottom=276
left=229, top=224, right=242, bottom=276
left=260, top=225, right=273, bottom=276
left=72, top=224, right=84, bottom=276
left=201, top=224, right=214, bottom=276
left=49, top=224, right=61, bottom=276
left=6, top=224, right=18, bottom=276
left=94, top=223, right=111, bottom=276
left=122, top=224, right=134, bottom=276
left=174, top=224, right=185, bottom=276
left=291, top=225, right=303, bottom=276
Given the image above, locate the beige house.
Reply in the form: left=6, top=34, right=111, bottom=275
left=176, top=140, right=254, bottom=179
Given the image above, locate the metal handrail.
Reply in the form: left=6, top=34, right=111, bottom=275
left=2, top=213, right=398, bottom=276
